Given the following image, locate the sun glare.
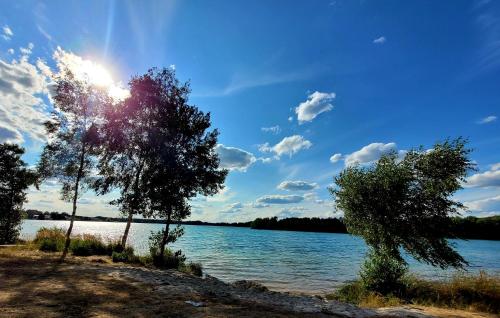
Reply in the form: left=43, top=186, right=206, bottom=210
left=54, top=47, right=130, bottom=101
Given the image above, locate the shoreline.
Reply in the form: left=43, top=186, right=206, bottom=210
left=3, top=246, right=492, bottom=318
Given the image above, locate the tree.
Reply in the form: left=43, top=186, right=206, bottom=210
left=93, top=86, right=151, bottom=248
left=0, top=143, right=38, bottom=244
left=37, top=70, right=112, bottom=258
left=330, top=138, right=474, bottom=291
left=127, top=68, right=227, bottom=264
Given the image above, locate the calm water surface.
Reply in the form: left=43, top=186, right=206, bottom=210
left=20, top=220, right=500, bottom=293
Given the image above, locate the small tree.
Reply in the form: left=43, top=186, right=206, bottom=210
left=0, top=143, right=38, bottom=244
left=129, top=68, right=227, bottom=264
left=37, top=70, right=112, bottom=258
left=330, top=138, right=474, bottom=292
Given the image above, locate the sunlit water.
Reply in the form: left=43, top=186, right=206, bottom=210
left=20, top=220, right=500, bottom=293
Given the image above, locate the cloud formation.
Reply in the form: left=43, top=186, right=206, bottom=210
left=466, top=163, right=500, bottom=188
left=259, top=135, right=312, bottom=157
left=295, top=91, right=335, bottom=123
left=220, top=202, right=243, bottom=213
left=261, top=125, right=281, bottom=134
left=345, top=142, right=398, bottom=166
left=373, top=36, right=386, bottom=44
left=329, top=153, right=342, bottom=163
left=477, top=115, right=497, bottom=124
left=465, top=195, right=500, bottom=215
left=0, top=56, right=50, bottom=144
left=277, top=180, right=318, bottom=191
left=216, top=144, right=256, bottom=171
left=276, top=206, right=307, bottom=219
left=256, top=194, right=304, bottom=204
left=2, top=25, right=13, bottom=40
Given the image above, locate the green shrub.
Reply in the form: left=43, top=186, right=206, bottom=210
left=360, top=249, right=407, bottom=295
left=152, top=249, right=186, bottom=269
left=185, top=262, right=203, bottom=277
left=33, top=227, right=65, bottom=252
left=70, top=234, right=108, bottom=256
left=111, top=247, right=135, bottom=263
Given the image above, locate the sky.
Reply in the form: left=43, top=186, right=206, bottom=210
left=0, top=0, right=499, bottom=222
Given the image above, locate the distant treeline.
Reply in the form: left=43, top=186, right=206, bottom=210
left=24, top=210, right=500, bottom=240
left=251, top=217, right=347, bottom=233
left=451, top=216, right=500, bottom=241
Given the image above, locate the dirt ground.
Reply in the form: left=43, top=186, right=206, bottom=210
left=0, top=247, right=497, bottom=318
left=0, top=248, right=328, bottom=318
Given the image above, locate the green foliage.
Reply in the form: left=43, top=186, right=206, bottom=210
left=360, top=249, right=408, bottom=295
left=34, top=227, right=66, bottom=252
left=111, top=247, right=135, bottom=263
left=331, top=138, right=474, bottom=269
left=329, top=271, right=500, bottom=314
left=148, top=229, right=186, bottom=268
left=70, top=234, right=109, bottom=256
left=185, top=262, right=203, bottom=277
left=0, top=143, right=38, bottom=244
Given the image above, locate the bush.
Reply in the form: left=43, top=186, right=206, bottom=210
left=152, top=249, right=186, bottom=269
left=70, top=234, right=108, bottom=256
left=111, top=247, right=135, bottom=263
left=328, top=271, right=500, bottom=314
left=185, top=262, right=203, bottom=277
left=33, top=227, right=66, bottom=252
left=360, top=249, right=408, bottom=295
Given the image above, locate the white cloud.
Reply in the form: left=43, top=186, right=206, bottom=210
left=261, top=125, right=281, bottom=134
left=19, top=43, right=34, bottom=56
left=2, top=25, right=13, bottom=40
left=295, top=91, right=335, bottom=123
left=276, top=206, right=308, bottom=219
left=7, top=48, right=14, bottom=54
left=465, top=195, right=500, bottom=215
left=169, top=64, right=176, bottom=70
left=477, top=115, right=497, bottom=124
left=277, top=180, right=318, bottom=191
left=256, top=194, right=304, bottom=204
left=373, top=36, right=386, bottom=44
left=288, top=116, right=293, bottom=122
left=260, top=135, right=312, bottom=157
left=206, top=186, right=235, bottom=202
left=251, top=202, right=270, bottom=209
left=0, top=56, right=50, bottom=144
left=466, top=164, right=500, bottom=188
left=0, top=123, right=24, bottom=144
left=329, top=153, right=342, bottom=163
left=344, top=142, right=397, bottom=166
left=216, top=144, right=256, bottom=172
left=220, top=202, right=243, bottom=213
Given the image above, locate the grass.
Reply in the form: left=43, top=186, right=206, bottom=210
left=327, top=271, right=500, bottom=314
left=31, top=227, right=203, bottom=276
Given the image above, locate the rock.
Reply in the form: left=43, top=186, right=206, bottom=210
left=232, top=280, right=269, bottom=292
left=185, top=300, right=205, bottom=307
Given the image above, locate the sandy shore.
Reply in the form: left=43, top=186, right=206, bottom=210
left=0, top=247, right=495, bottom=318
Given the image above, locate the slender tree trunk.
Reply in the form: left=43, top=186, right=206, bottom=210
left=120, top=159, right=144, bottom=248
left=121, top=211, right=133, bottom=247
left=159, top=209, right=171, bottom=261
left=61, top=146, right=86, bottom=260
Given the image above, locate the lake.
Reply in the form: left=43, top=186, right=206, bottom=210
left=20, top=219, right=500, bottom=294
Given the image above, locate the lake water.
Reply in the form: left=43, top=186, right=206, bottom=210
left=20, top=220, right=500, bottom=293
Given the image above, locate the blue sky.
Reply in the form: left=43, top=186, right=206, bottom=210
left=0, top=0, right=499, bottom=221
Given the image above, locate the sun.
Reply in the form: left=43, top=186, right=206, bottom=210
left=54, top=47, right=130, bottom=101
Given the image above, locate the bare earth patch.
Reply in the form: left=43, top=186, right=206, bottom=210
left=0, top=247, right=496, bottom=318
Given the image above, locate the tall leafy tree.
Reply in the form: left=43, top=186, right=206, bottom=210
left=331, top=138, right=474, bottom=271
left=93, top=91, right=151, bottom=248
left=127, top=68, right=227, bottom=262
left=37, top=70, right=112, bottom=258
left=0, top=143, right=38, bottom=244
